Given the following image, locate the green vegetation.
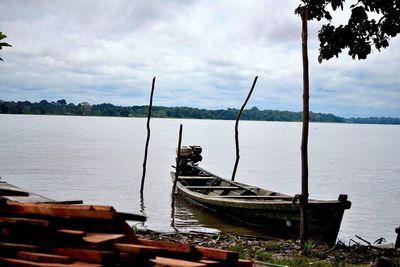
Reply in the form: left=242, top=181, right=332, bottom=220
left=0, top=32, right=12, bottom=61
left=296, top=1, right=400, bottom=61
left=1, top=99, right=399, bottom=124
left=228, top=239, right=323, bottom=266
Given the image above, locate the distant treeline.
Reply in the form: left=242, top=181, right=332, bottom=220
left=1, top=99, right=399, bottom=124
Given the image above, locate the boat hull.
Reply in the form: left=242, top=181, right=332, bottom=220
left=171, top=170, right=350, bottom=245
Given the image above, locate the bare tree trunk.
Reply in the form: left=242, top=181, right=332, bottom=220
left=140, top=77, right=156, bottom=195
left=300, top=9, right=309, bottom=245
left=231, top=76, right=258, bottom=181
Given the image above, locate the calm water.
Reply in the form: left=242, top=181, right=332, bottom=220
left=0, top=114, right=399, bottom=243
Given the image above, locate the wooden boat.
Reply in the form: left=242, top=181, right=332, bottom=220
left=0, top=178, right=82, bottom=204
left=171, top=146, right=351, bottom=245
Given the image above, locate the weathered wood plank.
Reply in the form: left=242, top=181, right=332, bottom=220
left=57, top=229, right=86, bottom=236
left=195, top=246, right=238, bottom=266
left=1, top=202, right=145, bottom=221
left=0, top=226, right=84, bottom=245
left=7, top=202, right=117, bottom=211
left=48, top=248, right=115, bottom=264
left=56, top=229, right=86, bottom=241
left=16, top=251, right=71, bottom=263
left=0, top=217, right=50, bottom=227
left=0, top=202, right=116, bottom=220
left=137, top=238, right=193, bottom=254
left=150, top=256, right=206, bottom=267
left=83, top=233, right=125, bottom=245
left=5, top=203, right=115, bottom=211
left=199, top=258, right=220, bottom=266
left=0, top=257, right=101, bottom=267
left=0, top=242, right=40, bottom=253
left=113, top=243, right=166, bottom=256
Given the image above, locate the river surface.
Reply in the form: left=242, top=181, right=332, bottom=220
left=0, top=114, right=399, bottom=243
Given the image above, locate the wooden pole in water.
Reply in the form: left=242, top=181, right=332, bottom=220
left=172, top=124, right=183, bottom=207
left=140, top=77, right=156, bottom=195
left=231, top=76, right=258, bottom=181
left=300, top=8, right=309, bottom=245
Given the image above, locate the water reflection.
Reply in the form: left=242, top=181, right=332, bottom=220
left=170, top=189, right=179, bottom=232
left=171, top=194, right=267, bottom=236
left=138, top=193, right=147, bottom=230
left=140, top=193, right=146, bottom=215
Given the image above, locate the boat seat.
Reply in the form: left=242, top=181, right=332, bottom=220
left=186, top=186, right=240, bottom=190
left=216, top=195, right=292, bottom=200
left=178, top=176, right=215, bottom=180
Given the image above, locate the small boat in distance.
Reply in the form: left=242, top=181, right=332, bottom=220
left=171, top=146, right=351, bottom=245
left=0, top=178, right=82, bottom=204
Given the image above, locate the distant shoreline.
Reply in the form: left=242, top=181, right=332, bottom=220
left=1, top=99, right=399, bottom=125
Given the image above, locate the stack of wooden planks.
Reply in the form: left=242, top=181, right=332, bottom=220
left=0, top=201, right=253, bottom=266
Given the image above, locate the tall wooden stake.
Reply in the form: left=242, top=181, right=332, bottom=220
left=172, top=124, right=183, bottom=208
left=300, top=9, right=309, bottom=245
left=231, top=76, right=258, bottom=181
left=140, top=77, right=156, bottom=195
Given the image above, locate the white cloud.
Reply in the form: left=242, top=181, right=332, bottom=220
left=0, top=0, right=399, bottom=117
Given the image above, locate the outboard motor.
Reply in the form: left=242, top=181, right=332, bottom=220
left=176, top=145, right=202, bottom=174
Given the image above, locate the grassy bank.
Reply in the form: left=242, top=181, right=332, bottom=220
left=137, top=230, right=400, bottom=266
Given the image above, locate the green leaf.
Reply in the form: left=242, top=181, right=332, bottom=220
left=0, top=32, right=7, bottom=40
left=0, top=42, right=11, bottom=47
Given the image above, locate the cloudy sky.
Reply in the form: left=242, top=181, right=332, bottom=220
left=1, top=1, right=399, bottom=118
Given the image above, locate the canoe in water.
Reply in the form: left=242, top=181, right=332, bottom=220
left=171, top=146, right=351, bottom=245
